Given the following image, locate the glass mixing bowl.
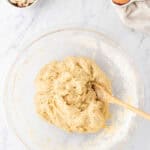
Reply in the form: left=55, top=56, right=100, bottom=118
left=3, top=28, right=143, bottom=150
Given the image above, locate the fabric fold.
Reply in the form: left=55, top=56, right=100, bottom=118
left=113, top=0, right=150, bottom=33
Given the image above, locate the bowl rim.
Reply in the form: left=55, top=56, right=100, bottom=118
left=6, top=0, right=38, bottom=9
left=111, top=0, right=141, bottom=8
left=2, top=27, right=144, bottom=150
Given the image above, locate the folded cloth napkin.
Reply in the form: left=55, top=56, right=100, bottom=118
left=113, top=0, right=150, bottom=33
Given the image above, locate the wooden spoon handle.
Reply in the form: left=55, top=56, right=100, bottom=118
left=94, top=83, right=150, bottom=120
left=109, top=95, right=150, bottom=120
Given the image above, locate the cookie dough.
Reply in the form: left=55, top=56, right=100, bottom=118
left=35, top=57, right=112, bottom=133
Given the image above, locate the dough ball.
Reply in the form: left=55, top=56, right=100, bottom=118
left=35, top=57, right=112, bottom=133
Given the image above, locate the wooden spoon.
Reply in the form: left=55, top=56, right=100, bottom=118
left=94, top=83, right=150, bottom=120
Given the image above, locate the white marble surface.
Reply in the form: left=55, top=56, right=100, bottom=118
left=0, top=0, right=150, bottom=150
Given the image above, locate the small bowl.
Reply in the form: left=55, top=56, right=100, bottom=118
left=111, top=0, right=137, bottom=7
left=7, top=0, right=38, bottom=8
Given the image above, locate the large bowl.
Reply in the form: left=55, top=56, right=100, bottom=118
left=3, top=28, right=143, bottom=150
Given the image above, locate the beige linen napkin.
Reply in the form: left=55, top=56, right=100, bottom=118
left=113, top=0, right=150, bottom=33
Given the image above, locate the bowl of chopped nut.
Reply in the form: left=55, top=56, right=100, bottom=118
left=8, top=0, right=38, bottom=8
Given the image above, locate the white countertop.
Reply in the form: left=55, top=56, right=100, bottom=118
left=0, top=0, right=150, bottom=150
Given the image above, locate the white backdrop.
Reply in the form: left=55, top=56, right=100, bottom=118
left=0, top=0, right=150, bottom=149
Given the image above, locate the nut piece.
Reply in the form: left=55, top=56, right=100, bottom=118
left=9, top=0, right=35, bottom=7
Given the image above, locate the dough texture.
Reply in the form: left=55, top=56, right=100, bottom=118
left=35, top=57, right=112, bottom=133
